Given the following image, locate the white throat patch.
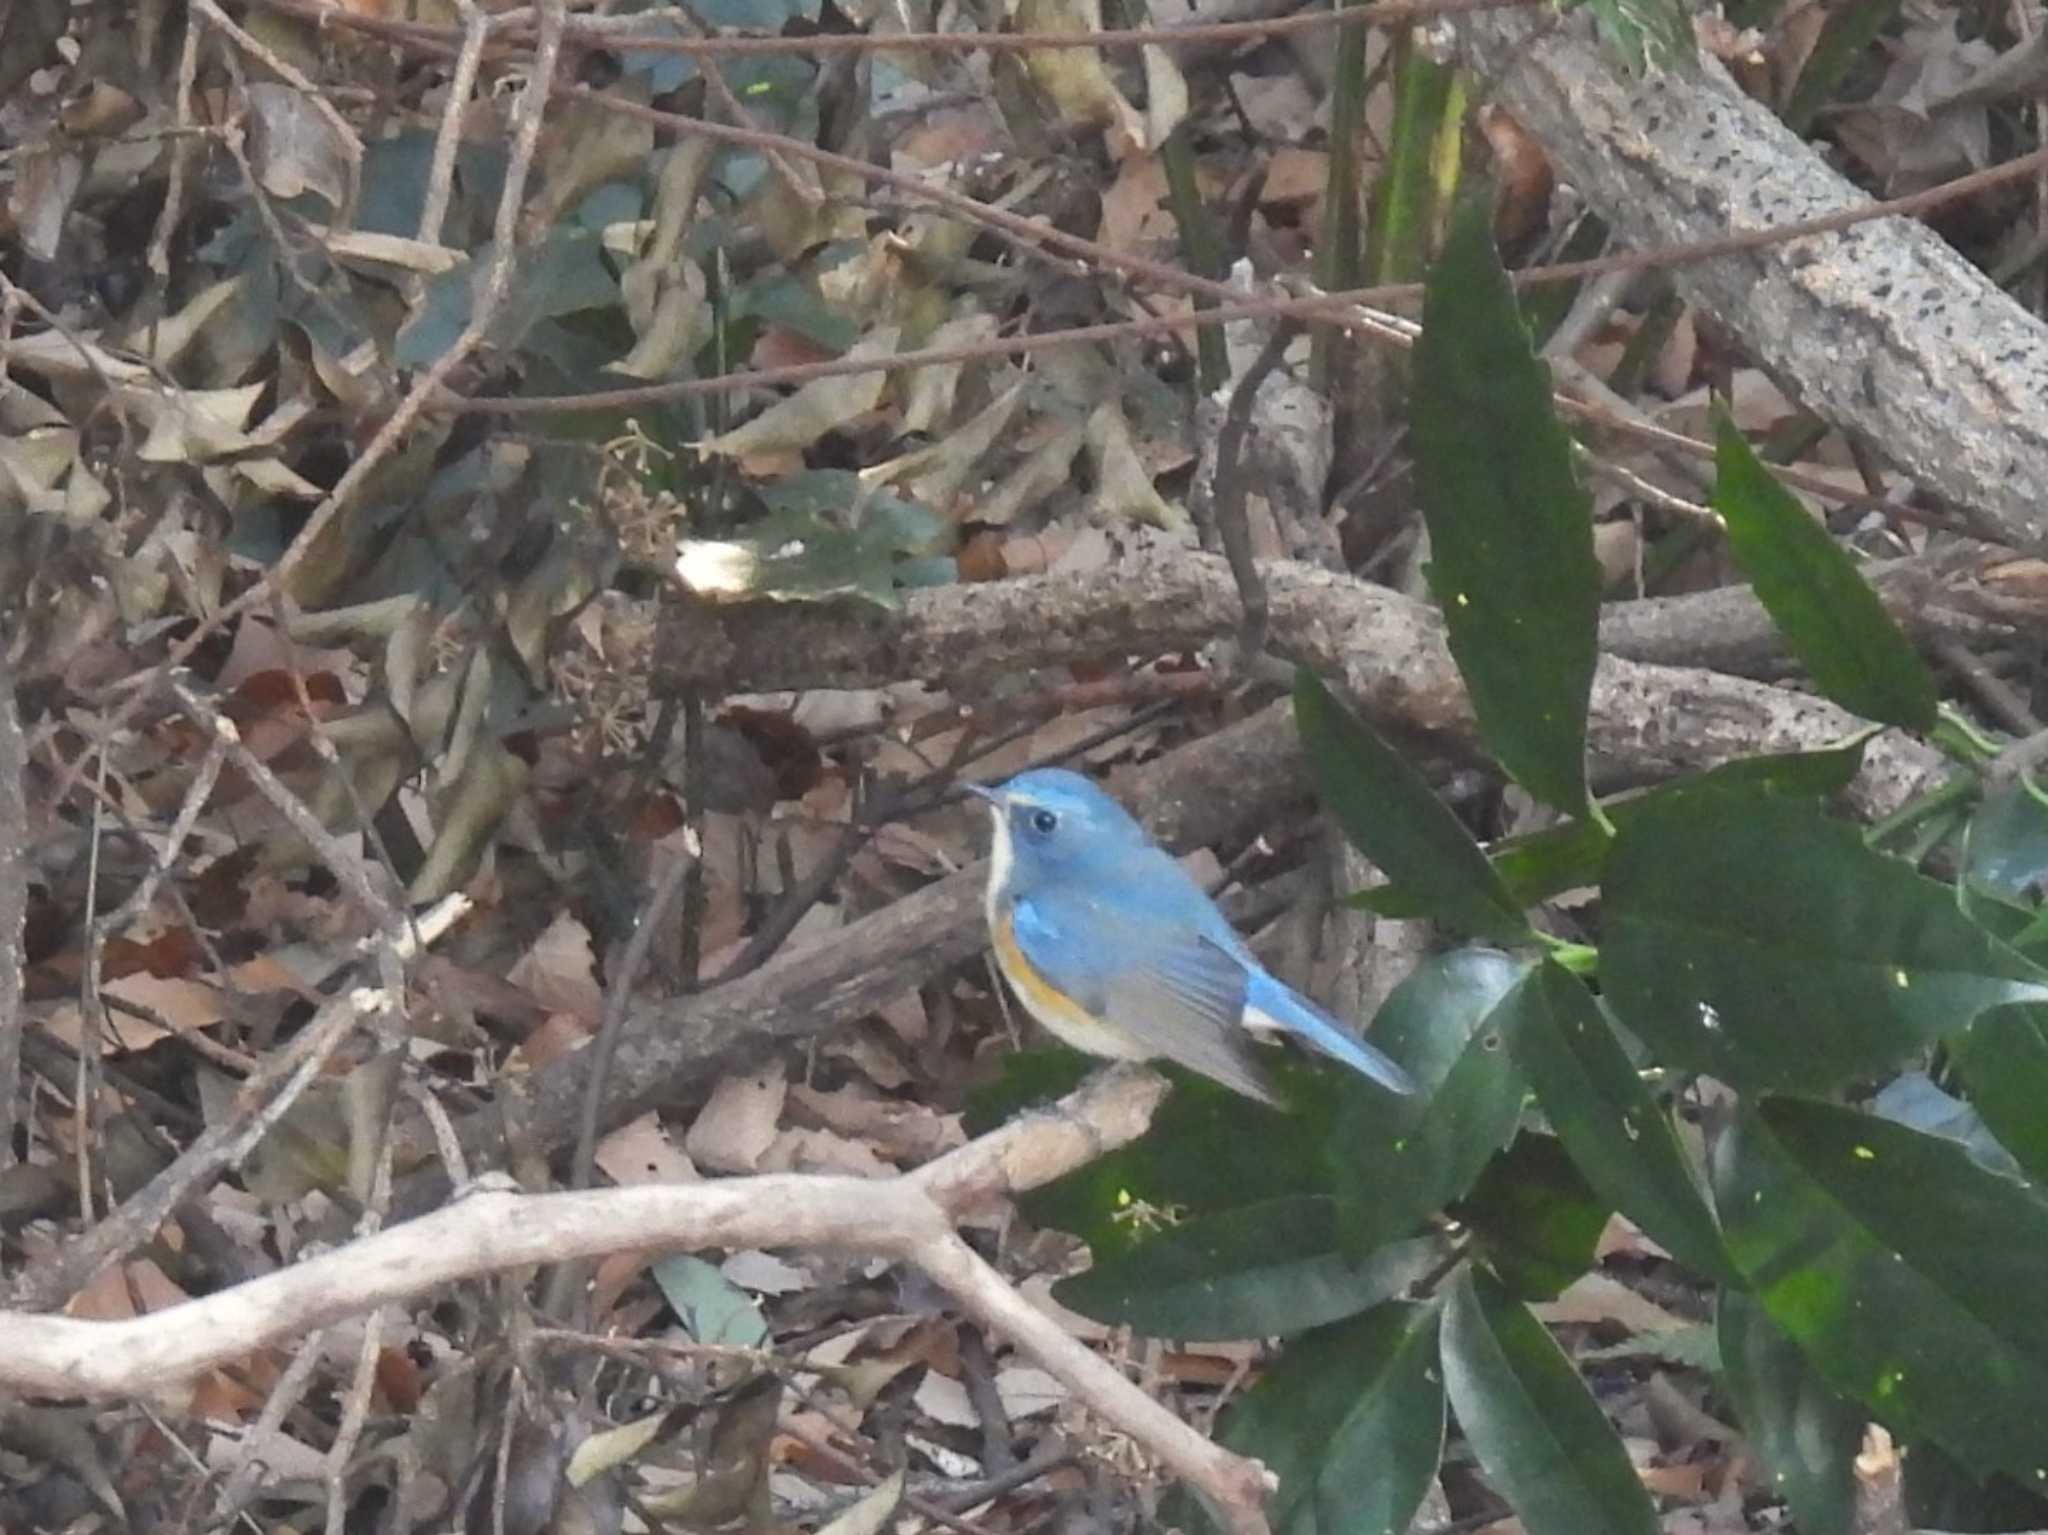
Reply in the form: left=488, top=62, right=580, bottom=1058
left=983, top=800, right=1015, bottom=926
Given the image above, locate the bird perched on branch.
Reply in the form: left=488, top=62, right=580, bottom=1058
left=968, top=768, right=1415, bottom=1105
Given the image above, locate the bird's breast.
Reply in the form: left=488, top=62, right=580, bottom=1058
left=988, top=905, right=1149, bottom=1061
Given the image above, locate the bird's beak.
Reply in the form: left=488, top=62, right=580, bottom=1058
left=963, top=783, right=1003, bottom=806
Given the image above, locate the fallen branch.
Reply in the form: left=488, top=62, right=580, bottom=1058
left=1449, top=10, right=2048, bottom=552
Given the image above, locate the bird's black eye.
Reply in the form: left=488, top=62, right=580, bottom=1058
left=1030, top=808, right=1059, bottom=836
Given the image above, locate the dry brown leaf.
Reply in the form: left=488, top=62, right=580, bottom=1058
left=970, top=420, right=1086, bottom=527
left=1534, top=1271, right=1689, bottom=1335
left=596, top=1111, right=701, bottom=1186
left=1084, top=400, right=1190, bottom=532
left=1828, top=14, right=1995, bottom=193
left=245, top=81, right=350, bottom=208
left=759, top=1125, right=894, bottom=1177
left=893, top=105, right=1006, bottom=170
left=130, top=383, right=266, bottom=463
left=608, top=269, right=709, bottom=380
left=697, top=327, right=901, bottom=460
left=821, top=1027, right=918, bottom=1089
left=512, top=1011, right=593, bottom=1072
left=526, top=81, right=656, bottom=232
left=44, top=974, right=227, bottom=1053
left=506, top=910, right=604, bottom=1027
left=787, top=1082, right=964, bottom=1163
left=685, top=1063, right=790, bottom=1173
left=1097, top=153, right=1175, bottom=256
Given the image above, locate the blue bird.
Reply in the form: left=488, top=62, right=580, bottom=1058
left=968, top=768, right=1415, bottom=1105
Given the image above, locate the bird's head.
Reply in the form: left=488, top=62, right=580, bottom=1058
left=965, top=768, right=1148, bottom=896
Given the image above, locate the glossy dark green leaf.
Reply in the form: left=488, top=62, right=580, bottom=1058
left=1441, top=1266, right=1658, bottom=1535
left=1053, top=1200, right=1445, bottom=1338
left=1302, top=1306, right=1446, bottom=1535
left=1296, top=667, right=1530, bottom=944
left=1604, top=791, right=2048, bottom=1091
left=1413, top=197, right=1599, bottom=817
left=1954, top=1003, right=2048, bottom=1186
left=1330, top=950, right=1531, bottom=1254
left=1712, top=415, right=1938, bottom=733
left=1355, top=741, right=1865, bottom=917
left=1715, top=1103, right=2048, bottom=1483
left=1180, top=1303, right=1445, bottom=1535
left=1717, top=1290, right=1863, bottom=1535
left=976, top=1052, right=1344, bottom=1262
left=1453, top=1132, right=1608, bottom=1300
left=1506, top=962, right=1736, bottom=1284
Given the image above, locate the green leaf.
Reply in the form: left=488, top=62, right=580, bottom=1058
left=1718, top=1291, right=1863, bottom=1535
left=1572, top=0, right=1696, bottom=75
left=984, top=1053, right=1348, bottom=1262
left=1053, top=1201, right=1445, bottom=1338
left=1715, top=1101, right=2048, bottom=1484
left=1204, top=1303, right=1446, bottom=1535
left=1453, top=1132, right=1609, bottom=1300
left=650, top=1254, right=769, bottom=1347
left=1296, top=667, right=1530, bottom=944
left=1412, top=196, right=1599, bottom=817
left=1604, top=790, right=2048, bottom=1092
left=1356, top=741, right=1865, bottom=917
left=1954, top=1003, right=2048, bottom=1186
left=1711, top=415, right=1939, bottom=733
left=1331, top=950, right=1531, bottom=1253
left=1364, top=38, right=1460, bottom=287
left=1440, top=1266, right=1658, bottom=1535
left=1506, top=962, right=1736, bottom=1284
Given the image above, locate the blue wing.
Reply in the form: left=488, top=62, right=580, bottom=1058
left=1009, top=888, right=1277, bottom=1103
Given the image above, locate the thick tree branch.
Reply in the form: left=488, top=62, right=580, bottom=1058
left=1449, top=10, right=2048, bottom=551
left=659, top=547, right=2029, bottom=696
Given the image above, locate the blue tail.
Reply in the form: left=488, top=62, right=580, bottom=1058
left=1244, top=971, right=1417, bottom=1095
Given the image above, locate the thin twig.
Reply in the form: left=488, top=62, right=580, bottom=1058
left=0, top=647, right=25, bottom=1169
left=1208, top=320, right=1301, bottom=669
left=571, top=850, right=698, bottom=1192
left=147, top=11, right=204, bottom=277
left=418, top=0, right=494, bottom=249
